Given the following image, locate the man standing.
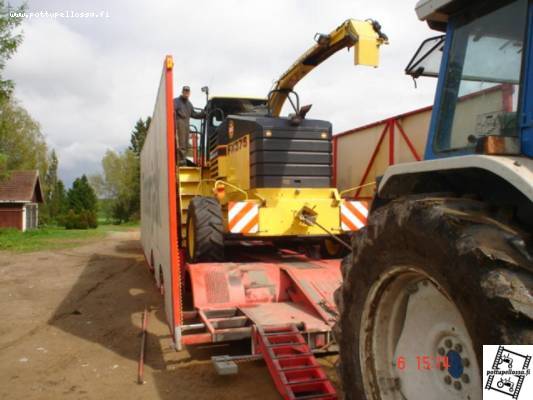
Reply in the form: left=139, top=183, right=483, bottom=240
left=174, top=86, right=205, bottom=165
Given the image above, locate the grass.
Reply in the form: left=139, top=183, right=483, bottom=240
left=0, top=222, right=139, bottom=253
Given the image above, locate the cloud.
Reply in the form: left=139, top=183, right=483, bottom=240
left=5, top=0, right=438, bottom=186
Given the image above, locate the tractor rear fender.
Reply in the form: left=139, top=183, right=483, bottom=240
left=376, top=155, right=533, bottom=228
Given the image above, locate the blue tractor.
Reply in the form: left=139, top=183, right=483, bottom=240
left=336, top=0, right=533, bottom=399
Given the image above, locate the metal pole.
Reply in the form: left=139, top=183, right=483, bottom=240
left=300, top=214, right=351, bottom=251
left=137, top=306, right=149, bottom=385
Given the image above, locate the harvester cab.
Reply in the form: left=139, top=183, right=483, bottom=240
left=179, top=19, right=388, bottom=263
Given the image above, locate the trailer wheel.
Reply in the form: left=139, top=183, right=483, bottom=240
left=334, top=197, right=533, bottom=400
left=186, top=196, right=224, bottom=263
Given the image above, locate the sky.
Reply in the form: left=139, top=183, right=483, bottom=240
left=5, top=0, right=438, bottom=186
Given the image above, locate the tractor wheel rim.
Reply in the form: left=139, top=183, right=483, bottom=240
left=359, top=266, right=481, bottom=400
left=187, top=218, right=195, bottom=259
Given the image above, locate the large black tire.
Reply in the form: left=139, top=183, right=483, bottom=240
left=334, top=196, right=533, bottom=399
left=186, top=196, right=224, bottom=263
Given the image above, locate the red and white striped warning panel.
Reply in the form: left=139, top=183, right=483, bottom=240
left=228, top=201, right=259, bottom=234
left=341, top=200, right=369, bottom=231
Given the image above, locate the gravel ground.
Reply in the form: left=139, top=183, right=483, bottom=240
left=0, top=228, right=309, bottom=399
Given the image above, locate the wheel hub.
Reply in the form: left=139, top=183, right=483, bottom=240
left=360, top=268, right=481, bottom=400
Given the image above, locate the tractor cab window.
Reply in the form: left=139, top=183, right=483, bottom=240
left=406, top=35, right=445, bottom=78
left=434, top=0, right=527, bottom=153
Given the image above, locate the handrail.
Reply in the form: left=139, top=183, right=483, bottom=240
left=214, top=180, right=248, bottom=200
left=339, top=181, right=376, bottom=198
left=195, top=179, right=267, bottom=202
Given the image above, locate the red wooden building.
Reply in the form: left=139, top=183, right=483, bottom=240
left=0, top=171, right=44, bottom=231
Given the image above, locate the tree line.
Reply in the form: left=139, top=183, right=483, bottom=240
left=1, top=1, right=148, bottom=228
left=90, top=117, right=150, bottom=224
left=0, top=2, right=98, bottom=229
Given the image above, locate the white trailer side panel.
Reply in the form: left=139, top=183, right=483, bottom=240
left=140, top=56, right=181, bottom=341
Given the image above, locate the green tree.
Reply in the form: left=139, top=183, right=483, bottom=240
left=129, top=117, right=151, bottom=156
left=0, top=1, right=25, bottom=101
left=39, top=150, right=69, bottom=225
left=0, top=153, right=7, bottom=180
left=64, top=175, right=98, bottom=229
left=40, top=150, right=57, bottom=223
left=102, top=149, right=139, bottom=223
left=0, top=3, right=48, bottom=184
left=91, top=117, right=150, bottom=223
left=0, top=97, right=48, bottom=178
left=44, top=150, right=58, bottom=191
left=68, top=175, right=97, bottom=213
left=49, top=179, right=67, bottom=218
left=128, top=117, right=150, bottom=221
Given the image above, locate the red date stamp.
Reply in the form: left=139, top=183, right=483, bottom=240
left=395, top=355, right=450, bottom=371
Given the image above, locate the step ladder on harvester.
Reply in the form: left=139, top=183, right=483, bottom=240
left=253, top=324, right=337, bottom=400
left=177, top=167, right=202, bottom=245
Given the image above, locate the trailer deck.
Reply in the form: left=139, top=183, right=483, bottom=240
left=182, top=255, right=340, bottom=347
left=176, top=252, right=341, bottom=399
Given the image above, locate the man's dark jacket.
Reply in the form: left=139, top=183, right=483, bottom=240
left=174, top=96, right=204, bottom=159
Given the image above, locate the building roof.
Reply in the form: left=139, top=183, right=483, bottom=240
left=0, top=170, right=44, bottom=203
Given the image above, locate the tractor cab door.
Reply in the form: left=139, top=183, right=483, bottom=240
left=519, top=1, right=533, bottom=157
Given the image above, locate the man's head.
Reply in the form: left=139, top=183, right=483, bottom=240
left=181, top=85, right=190, bottom=99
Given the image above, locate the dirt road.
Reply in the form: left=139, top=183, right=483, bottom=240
left=0, top=228, right=336, bottom=399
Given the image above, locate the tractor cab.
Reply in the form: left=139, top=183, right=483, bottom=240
left=406, top=0, right=531, bottom=159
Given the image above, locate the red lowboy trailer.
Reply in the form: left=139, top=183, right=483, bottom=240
left=140, top=56, right=341, bottom=399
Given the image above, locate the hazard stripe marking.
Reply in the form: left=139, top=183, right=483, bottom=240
left=241, top=214, right=259, bottom=234
left=344, top=201, right=367, bottom=225
left=228, top=202, right=255, bottom=231
left=228, top=201, right=259, bottom=233
left=341, top=200, right=369, bottom=231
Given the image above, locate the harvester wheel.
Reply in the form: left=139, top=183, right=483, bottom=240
left=186, top=196, right=224, bottom=263
left=334, top=196, right=533, bottom=400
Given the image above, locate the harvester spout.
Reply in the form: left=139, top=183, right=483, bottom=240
left=267, top=18, right=388, bottom=117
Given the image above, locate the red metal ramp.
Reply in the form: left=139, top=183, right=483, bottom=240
left=240, top=302, right=330, bottom=333
left=187, top=259, right=341, bottom=312
left=254, top=325, right=337, bottom=400
left=280, top=262, right=340, bottom=326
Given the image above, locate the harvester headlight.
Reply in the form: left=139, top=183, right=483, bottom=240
left=265, top=130, right=272, bottom=137
left=228, top=120, right=234, bottom=139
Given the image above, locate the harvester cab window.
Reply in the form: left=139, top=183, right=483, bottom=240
left=210, top=109, right=224, bottom=127
left=434, top=0, right=527, bottom=153
left=202, top=98, right=267, bottom=163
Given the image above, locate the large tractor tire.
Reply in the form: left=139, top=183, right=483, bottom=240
left=334, top=196, right=533, bottom=400
left=186, top=196, right=225, bottom=263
